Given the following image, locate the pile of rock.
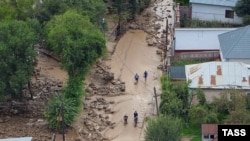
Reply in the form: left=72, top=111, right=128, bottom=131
left=86, top=61, right=126, bottom=96
left=80, top=97, right=116, bottom=141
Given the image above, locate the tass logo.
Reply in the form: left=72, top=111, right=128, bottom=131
left=218, top=125, right=250, bottom=141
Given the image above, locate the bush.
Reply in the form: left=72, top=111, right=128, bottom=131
left=45, top=94, right=79, bottom=130
left=145, top=115, right=182, bottom=141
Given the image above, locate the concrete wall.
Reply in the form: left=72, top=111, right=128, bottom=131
left=175, top=28, right=235, bottom=51
left=191, top=3, right=242, bottom=24
left=228, top=58, right=250, bottom=65
left=192, top=89, right=250, bottom=103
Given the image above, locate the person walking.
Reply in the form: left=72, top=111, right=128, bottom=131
left=134, top=111, right=138, bottom=127
left=134, top=73, right=139, bottom=84
left=144, top=70, right=148, bottom=82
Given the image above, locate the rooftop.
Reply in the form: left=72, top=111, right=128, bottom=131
left=202, top=124, right=218, bottom=135
left=0, top=137, right=32, bottom=141
left=190, top=0, right=238, bottom=7
left=170, top=66, right=186, bottom=80
left=185, top=61, right=250, bottom=89
left=218, top=25, right=250, bottom=59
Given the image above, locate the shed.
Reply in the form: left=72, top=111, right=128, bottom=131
left=0, top=137, right=32, bottom=141
left=170, top=66, right=186, bottom=81
left=202, top=124, right=218, bottom=141
left=190, top=0, right=242, bottom=24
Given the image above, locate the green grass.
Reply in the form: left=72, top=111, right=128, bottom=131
left=171, top=59, right=208, bottom=66
left=181, top=122, right=201, bottom=141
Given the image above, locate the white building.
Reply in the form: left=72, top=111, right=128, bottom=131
left=190, top=0, right=242, bottom=24
left=185, top=61, right=250, bottom=101
left=175, top=28, right=236, bottom=52
left=218, top=25, right=250, bottom=65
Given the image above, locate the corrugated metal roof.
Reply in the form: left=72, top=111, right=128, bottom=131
left=0, top=137, right=32, bottom=141
left=175, top=28, right=236, bottom=51
left=185, top=61, right=250, bottom=89
left=218, top=25, right=250, bottom=59
left=202, top=124, right=218, bottom=134
left=170, top=66, right=186, bottom=80
left=190, top=0, right=238, bottom=7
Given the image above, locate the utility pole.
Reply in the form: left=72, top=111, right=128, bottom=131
left=154, top=87, right=159, bottom=116
left=165, top=18, right=169, bottom=72
left=61, top=102, right=65, bottom=141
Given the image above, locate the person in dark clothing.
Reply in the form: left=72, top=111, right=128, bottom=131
left=134, top=111, right=138, bottom=118
left=134, top=73, right=139, bottom=83
left=134, top=111, right=138, bottom=126
left=144, top=71, right=148, bottom=81
left=123, top=114, right=128, bottom=124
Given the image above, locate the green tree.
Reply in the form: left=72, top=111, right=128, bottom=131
left=45, top=10, right=106, bottom=77
left=45, top=94, right=79, bottom=130
left=0, top=0, right=36, bottom=21
left=0, top=1, right=16, bottom=21
left=160, top=90, right=183, bottom=117
left=145, top=115, right=182, bottom=141
left=212, top=89, right=250, bottom=123
left=0, top=20, right=39, bottom=99
left=190, top=105, right=218, bottom=124
left=224, top=109, right=250, bottom=124
left=233, top=0, right=250, bottom=25
left=234, top=0, right=250, bottom=17
left=33, top=0, right=107, bottom=27
left=195, top=88, right=206, bottom=106
left=63, top=76, right=85, bottom=107
left=172, top=81, right=190, bottom=123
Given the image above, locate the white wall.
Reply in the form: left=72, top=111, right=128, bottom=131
left=228, top=58, right=250, bottom=65
left=192, top=3, right=242, bottom=24
left=175, top=28, right=235, bottom=51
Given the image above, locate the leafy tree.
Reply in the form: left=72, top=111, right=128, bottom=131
left=190, top=105, right=218, bottom=125
left=176, top=0, right=189, bottom=6
left=0, top=0, right=36, bottom=21
left=0, top=20, right=39, bottom=99
left=145, top=115, right=182, bottom=141
left=172, top=81, right=190, bottom=123
left=234, top=0, right=250, bottom=25
left=113, top=0, right=130, bottom=35
left=33, top=0, right=107, bottom=27
left=195, top=88, right=206, bottom=106
left=224, top=109, right=250, bottom=124
left=63, top=76, right=85, bottom=107
left=160, top=90, right=183, bottom=117
left=45, top=10, right=106, bottom=77
left=212, top=89, right=250, bottom=124
left=0, top=1, right=16, bottom=21
left=45, top=94, right=79, bottom=130
left=234, top=0, right=250, bottom=17
left=160, top=75, right=191, bottom=124
left=33, top=0, right=68, bottom=25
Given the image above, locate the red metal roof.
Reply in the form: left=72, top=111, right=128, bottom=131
left=202, top=124, right=218, bottom=135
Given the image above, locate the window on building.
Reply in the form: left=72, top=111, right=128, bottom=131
left=204, top=135, right=209, bottom=139
left=210, top=135, right=214, bottom=139
left=225, top=10, right=234, bottom=18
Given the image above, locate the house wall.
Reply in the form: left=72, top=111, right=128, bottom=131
left=202, top=134, right=218, bottom=141
left=227, top=58, right=250, bottom=65
left=175, top=28, right=235, bottom=51
left=191, top=3, right=242, bottom=24
left=192, top=89, right=250, bottom=103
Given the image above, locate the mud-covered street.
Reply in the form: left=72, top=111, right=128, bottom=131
left=0, top=0, right=175, bottom=141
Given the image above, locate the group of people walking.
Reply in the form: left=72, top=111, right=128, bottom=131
left=134, top=70, right=148, bottom=84
left=123, top=71, right=148, bottom=127
left=123, top=111, right=138, bottom=127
